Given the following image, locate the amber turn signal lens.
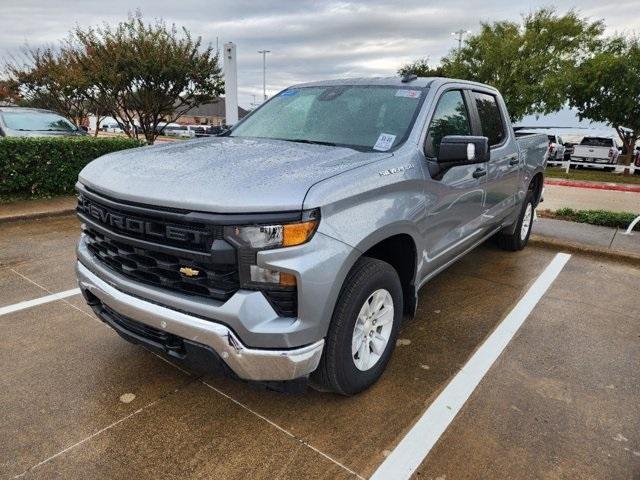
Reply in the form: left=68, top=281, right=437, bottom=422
left=282, top=220, right=318, bottom=247
left=279, top=272, right=297, bottom=286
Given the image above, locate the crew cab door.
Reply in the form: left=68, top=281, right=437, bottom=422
left=469, top=91, right=520, bottom=224
left=420, top=89, right=487, bottom=274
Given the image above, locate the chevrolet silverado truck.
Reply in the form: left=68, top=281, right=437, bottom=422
left=76, top=77, right=547, bottom=395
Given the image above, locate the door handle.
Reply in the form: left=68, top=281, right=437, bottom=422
left=509, top=157, right=520, bottom=166
left=472, top=168, right=487, bottom=179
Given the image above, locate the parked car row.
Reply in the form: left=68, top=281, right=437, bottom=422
left=515, top=127, right=629, bottom=171
left=155, top=123, right=227, bottom=138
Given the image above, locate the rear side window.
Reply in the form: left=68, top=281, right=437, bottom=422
left=424, top=90, right=471, bottom=157
left=472, top=92, right=505, bottom=147
left=580, top=137, right=613, bottom=147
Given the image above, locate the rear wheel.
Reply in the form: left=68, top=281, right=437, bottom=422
left=311, top=257, right=402, bottom=395
left=496, top=190, right=535, bottom=251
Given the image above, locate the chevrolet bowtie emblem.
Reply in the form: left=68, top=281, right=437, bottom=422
left=179, top=267, right=200, bottom=277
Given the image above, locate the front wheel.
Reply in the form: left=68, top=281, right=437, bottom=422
left=496, top=191, right=535, bottom=251
left=311, top=257, right=402, bottom=395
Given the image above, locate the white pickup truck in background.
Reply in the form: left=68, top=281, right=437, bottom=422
left=571, top=136, right=620, bottom=170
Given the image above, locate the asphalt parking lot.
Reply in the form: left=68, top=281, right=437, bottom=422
left=1, top=215, right=639, bottom=479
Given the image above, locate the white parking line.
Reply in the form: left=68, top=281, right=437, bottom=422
left=370, top=252, right=571, bottom=480
left=0, top=288, right=81, bottom=317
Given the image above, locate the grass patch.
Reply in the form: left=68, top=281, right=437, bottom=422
left=539, top=208, right=640, bottom=231
left=545, top=167, right=640, bottom=185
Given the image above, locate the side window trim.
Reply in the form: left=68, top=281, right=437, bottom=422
left=468, top=89, right=509, bottom=150
left=463, top=89, right=483, bottom=137
left=422, top=88, right=472, bottom=158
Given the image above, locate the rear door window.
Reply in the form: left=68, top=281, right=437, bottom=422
left=472, top=92, right=506, bottom=147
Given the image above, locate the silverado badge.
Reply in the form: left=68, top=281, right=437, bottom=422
left=179, top=267, right=200, bottom=277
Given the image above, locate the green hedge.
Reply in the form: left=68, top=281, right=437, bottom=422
left=0, top=136, right=142, bottom=199
left=553, top=208, right=640, bottom=231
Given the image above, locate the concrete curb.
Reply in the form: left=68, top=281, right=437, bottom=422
left=530, top=234, right=640, bottom=266
left=0, top=208, right=76, bottom=225
left=546, top=179, right=640, bottom=193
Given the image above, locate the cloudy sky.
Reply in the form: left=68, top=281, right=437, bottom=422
left=1, top=0, right=637, bottom=123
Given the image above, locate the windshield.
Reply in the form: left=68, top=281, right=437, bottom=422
left=1, top=111, right=77, bottom=132
left=230, top=85, right=426, bottom=151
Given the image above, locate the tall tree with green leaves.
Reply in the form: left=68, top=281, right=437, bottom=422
left=568, top=36, right=640, bottom=167
left=0, top=79, right=20, bottom=104
left=400, top=9, right=604, bottom=121
left=5, top=47, right=93, bottom=126
left=397, top=58, right=445, bottom=78
left=70, top=14, right=224, bottom=144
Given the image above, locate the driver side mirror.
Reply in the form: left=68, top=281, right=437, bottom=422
left=426, top=135, right=490, bottom=179
left=438, top=135, right=490, bottom=164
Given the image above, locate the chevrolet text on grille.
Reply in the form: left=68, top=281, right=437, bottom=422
left=79, top=198, right=206, bottom=243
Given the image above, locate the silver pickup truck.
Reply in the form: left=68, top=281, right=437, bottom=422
left=75, top=77, right=547, bottom=395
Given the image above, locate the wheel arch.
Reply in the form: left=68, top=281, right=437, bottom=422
left=529, top=171, right=544, bottom=206
left=357, top=232, right=419, bottom=316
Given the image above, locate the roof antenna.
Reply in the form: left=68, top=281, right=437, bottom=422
left=401, top=73, right=418, bottom=83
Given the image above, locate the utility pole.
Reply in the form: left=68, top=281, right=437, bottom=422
left=258, top=50, right=271, bottom=101
left=451, top=29, right=471, bottom=55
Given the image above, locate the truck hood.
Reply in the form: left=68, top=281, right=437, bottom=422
left=79, top=136, right=386, bottom=213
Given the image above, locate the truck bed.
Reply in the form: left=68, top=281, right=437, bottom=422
left=515, top=133, right=549, bottom=169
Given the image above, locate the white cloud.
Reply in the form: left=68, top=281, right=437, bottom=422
left=0, top=0, right=636, bottom=107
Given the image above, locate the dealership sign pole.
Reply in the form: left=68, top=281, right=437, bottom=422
left=224, top=42, right=239, bottom=125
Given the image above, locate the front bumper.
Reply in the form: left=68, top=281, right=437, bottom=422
left=77, top=261, right=324, bottom=381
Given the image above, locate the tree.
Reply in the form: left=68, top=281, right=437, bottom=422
left=0, top=79, right=20, bottom=104
left=400, top=9, right=604, bottom=121
left=5, top=47, right=93, bottom=125
left=568, top=36, right=640, bottom=169
left=70, top=14, right=224, bottom=144
left=398, top=58, right=445, bottom=78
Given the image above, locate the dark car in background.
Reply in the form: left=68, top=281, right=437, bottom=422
left=0, top=107, right=87, bottom=137
left=563, top=141, right=576, bottom=161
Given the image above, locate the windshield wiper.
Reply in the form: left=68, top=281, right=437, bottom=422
left=285, top=138, right=337, bottom=147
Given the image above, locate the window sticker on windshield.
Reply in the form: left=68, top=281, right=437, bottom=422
left=373, top=133, right=397, bottom=151
left=280, top=89, right=299, bottom=97
left=395, top=89, right=421, bottom=99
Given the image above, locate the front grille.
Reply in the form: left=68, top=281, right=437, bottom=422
left=78, top=188, right=298, bottom=317
left=84, top=228, right=239, bottom=301
left=77, top=192, right=221, bottom=252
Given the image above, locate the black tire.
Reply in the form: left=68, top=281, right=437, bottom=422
left=496, top=190, right=535, bottom=251
left=311, top=257, right=402, bottom=395
left=604, top=166, right=615, bottom=172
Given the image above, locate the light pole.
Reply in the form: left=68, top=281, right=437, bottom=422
left=258, top=50, right=271, bottom=101
left=451, top=29, right=471, bottom=55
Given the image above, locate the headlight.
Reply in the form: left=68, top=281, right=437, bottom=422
left=226, top=209, right=319, bottom=250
